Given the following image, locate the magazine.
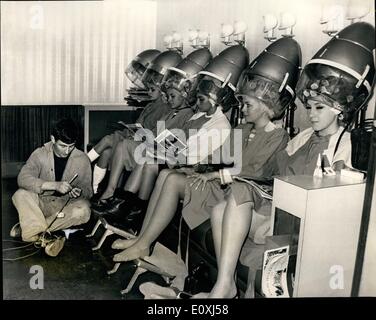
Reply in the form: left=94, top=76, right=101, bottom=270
left=117, top=121, right=142, bottom=132
left=261, top=245, right=290, bottom=298
left=117, top=122, right=149, bottom=140
left=126, top=88, right=151, bottom=102
left=144, top=129, right=188, bottom=163
left=155, top=129, right=187, bottom=155
left=234, top=177, right=273, bottom=200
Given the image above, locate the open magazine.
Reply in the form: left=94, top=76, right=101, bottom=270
left=146, top=129, right=187, bottom=162
left=117, top=122, right=150, bottom=140
left=155, top=129, right=187, bottom=155
left=261, top=245, right=290, bottom=298
left=234, top=177, right=273, bottom=200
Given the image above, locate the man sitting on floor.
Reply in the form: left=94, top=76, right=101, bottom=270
left=11, top=118, right=93, bottom=257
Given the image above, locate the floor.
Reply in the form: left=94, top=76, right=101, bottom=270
left=2, top=178, right=169, bottom=300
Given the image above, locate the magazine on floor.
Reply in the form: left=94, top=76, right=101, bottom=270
left=261, top=245, right=290, bottom=298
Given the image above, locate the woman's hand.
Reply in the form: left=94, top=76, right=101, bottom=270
left=188, top=172, right=220, bottom=191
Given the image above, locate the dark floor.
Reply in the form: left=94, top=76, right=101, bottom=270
left=2, top=178, right=169, bottom=300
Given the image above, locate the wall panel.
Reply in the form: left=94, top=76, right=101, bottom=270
left=1, top=0, right=157, bottom=105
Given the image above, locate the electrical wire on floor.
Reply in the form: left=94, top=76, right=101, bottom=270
left=2, top=239, right=42, bottom=262
left=3, top=240, right=34, bottom=251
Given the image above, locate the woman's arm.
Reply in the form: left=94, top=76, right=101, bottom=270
left=219, top=129, right=289, bottom=184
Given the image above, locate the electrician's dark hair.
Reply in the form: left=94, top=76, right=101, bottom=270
left=51, top=118, right=79, bottom=144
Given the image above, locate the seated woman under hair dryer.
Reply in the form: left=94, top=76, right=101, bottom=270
left=109, top=45, right=250, bottom=261
left=87, top=49, right=179, bottom=195
left=92, top=48, right=213, bottom=216
left=194, top=22, right=375, bottom=299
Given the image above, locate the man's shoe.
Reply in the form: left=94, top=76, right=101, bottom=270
left=45, top=236, right=66, bottom=257
left=10, top=222, right=21, bottom=238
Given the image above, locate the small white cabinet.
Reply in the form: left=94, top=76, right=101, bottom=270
left=271, top=175, right=365, bottom=297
